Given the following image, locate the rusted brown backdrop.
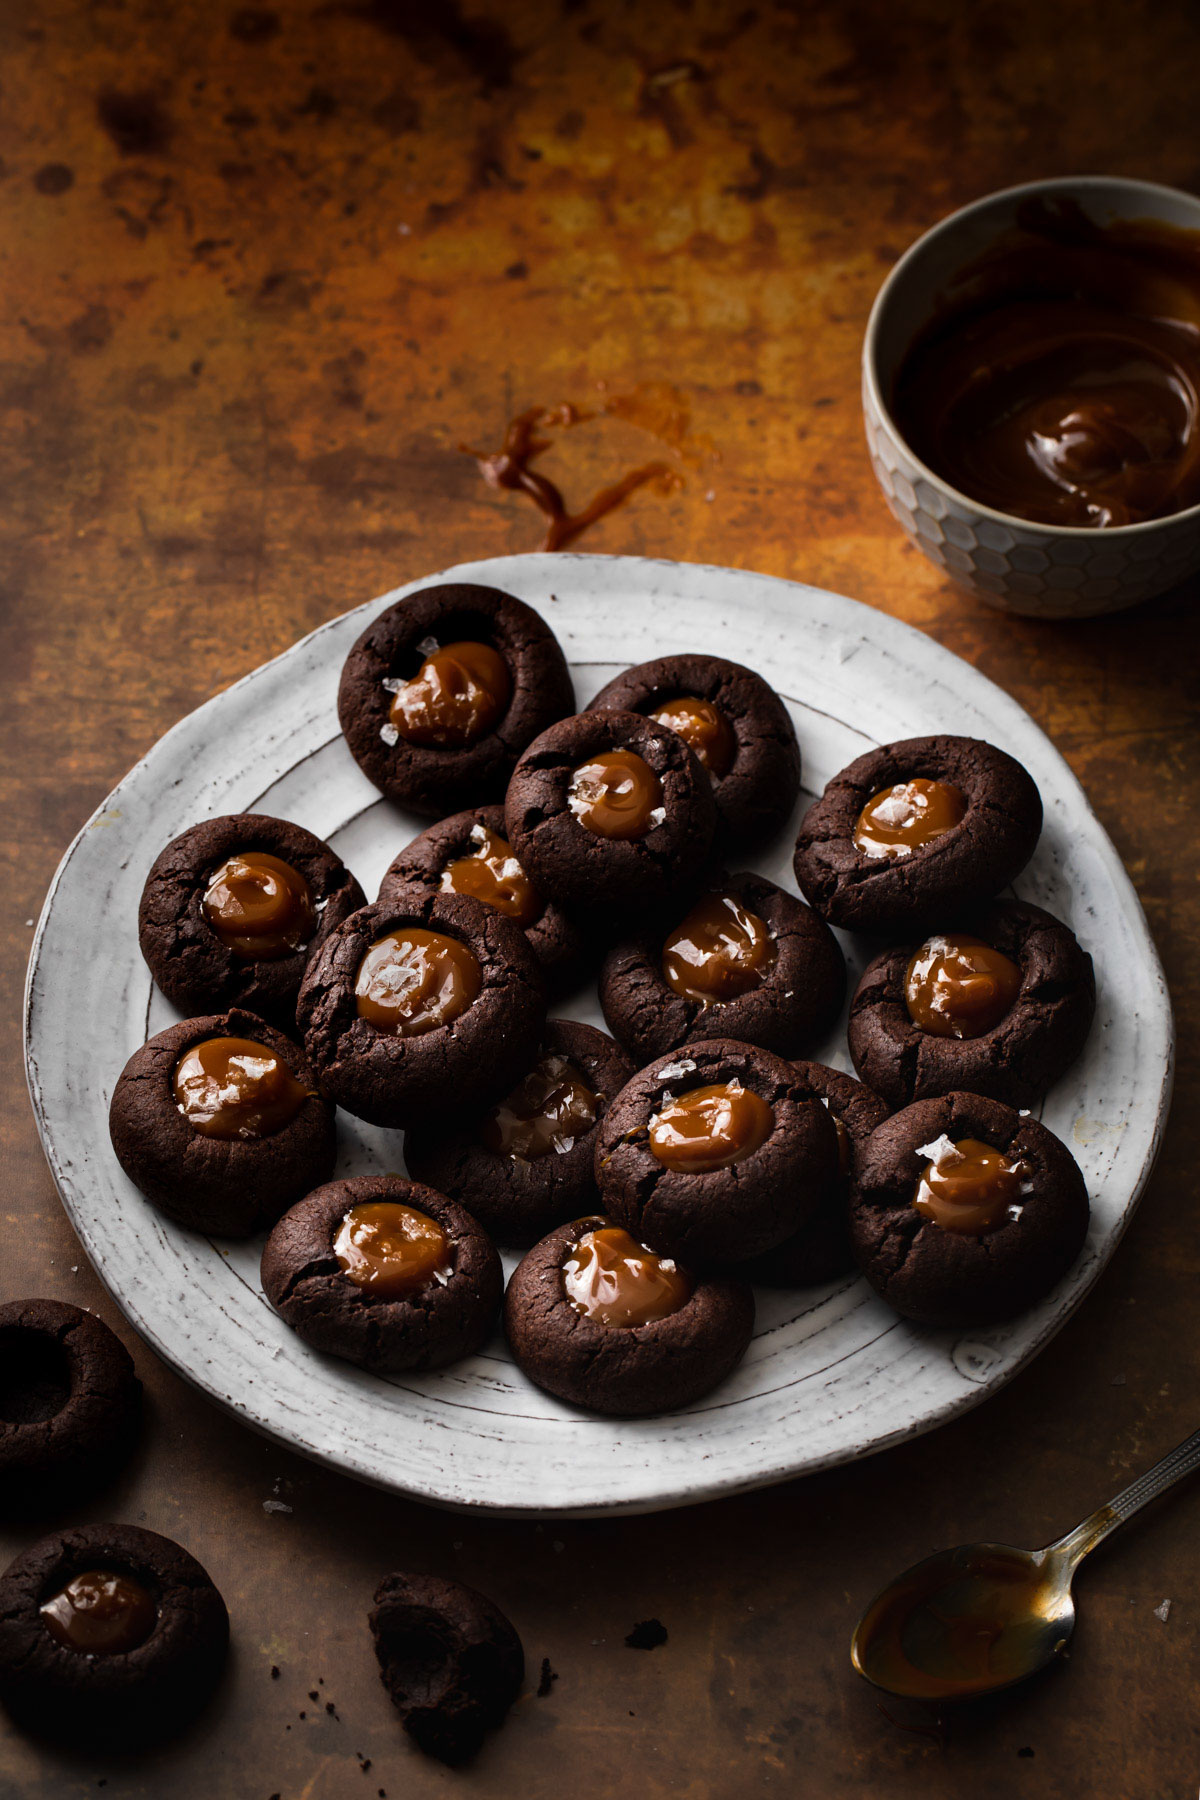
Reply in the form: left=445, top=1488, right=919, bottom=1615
left=2, top=2, right=1199, bottom=1795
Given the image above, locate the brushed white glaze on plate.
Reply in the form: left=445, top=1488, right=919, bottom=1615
left=24, top=554, right=1173, bottom=1516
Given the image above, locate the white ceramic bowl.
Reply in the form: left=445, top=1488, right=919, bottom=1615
left=863, top=175, right=1200, bottom=619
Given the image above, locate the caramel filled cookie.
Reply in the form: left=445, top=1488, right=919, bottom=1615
left=378, top=803, right=588, bottom=992
left=0, top=1300, right=141, bottom=1514
left=848, top=900, right=1095, bottom=1108
left=138, top=813, right=365, bottom=1023
left=261, top=1175, right=502, bottom=1373
left=850, top=1092, right=1089, bottom=1327
left=593, top=1038, right=839, bottom=1266
left=599, top=871, right=844, bottom=1063
left=404, top=1020, right=634, bottom=1246
left=297, top=890, right=545, bottom=1129
left=504, top=1215, right=754, bottom=1414
left=737, top=1062, right=890, bottom=1287
left=587, top=652, right=801, bottom=848
left=505, top=708, right=716, bottom=914
left=370, top=1572, right=524, bottom=1765
left=793, top=736, right=1042, bottom=935
left=109, top=1009, right=336, bottom=1236
left=0, top=1523, right=228, bottom=1748
left=338, top=583, right=574, bottom=816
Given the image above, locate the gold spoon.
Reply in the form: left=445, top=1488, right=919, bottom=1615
left=851, top=1424, right=1200, bottom=1702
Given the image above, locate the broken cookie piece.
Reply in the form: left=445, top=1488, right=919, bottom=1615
left=369, top=1572, right=523, bottom=1765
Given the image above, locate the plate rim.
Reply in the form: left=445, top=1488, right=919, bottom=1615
left=23, top=552, right=1176, bottom=1516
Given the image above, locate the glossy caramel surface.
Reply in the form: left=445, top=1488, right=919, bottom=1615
left=481, top=1054, right=597, bottom=1161
left=853, top=780, right=966, bottom=861
left=648, top=696, right=736, bottom=777
left=440, top=823, right=542, bottom=926
left=568, top=749, right=663, bottom=840
left=913, top=1135, right=1031, bottom=1236
left=562, top=1225, right=692, bottom=1328
left=905, top=934, right=1022, bottom=1039
left=387, top=640, right=511, bottom=747
left=333, top=1201, right=453, bottom=1299
left=354, top=928, right=481, bottom=1035
left=39, top=1570, right=157, bottom=1657
left=648, top=1080, right=774, bottom=1173
left=662, top=891, right=776, bottom=1004
left=201, top=852, right=316, bottom=961
left=172, top=1035, right=312, bottom=1140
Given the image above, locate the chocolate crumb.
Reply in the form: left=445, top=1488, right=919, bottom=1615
left=625, top=1619, right=668, bottom=1650
left=326, top=1701, right=338, bottom=1717
left=536, top=1657, right=558, bottom=1696
left=270, top=1665, right=280, bottom=1679
left=299, top=1710, right=306, bottom=1719
left=309, top=1690, right=319, bottom=1700
left=1018, top=1747, right=1035, bottom=1758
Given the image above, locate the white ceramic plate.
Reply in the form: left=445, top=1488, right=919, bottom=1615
left=24, top=554, right=1173, bottom=1517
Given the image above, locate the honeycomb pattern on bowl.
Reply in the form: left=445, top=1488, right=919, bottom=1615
left=863, top=376, right=1200, bottom=620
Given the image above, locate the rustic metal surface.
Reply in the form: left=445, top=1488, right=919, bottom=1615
left=2, top=1, right=1199, bottom=1794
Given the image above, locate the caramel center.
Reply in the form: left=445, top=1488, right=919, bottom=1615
left=905, top=934, right=1022, bottom=1039
left=648, top=1079, right=774, bottom=1173
left=333, top=1201, right=453, bottom=1298
left=562, top=1225, right=693, bottom=1328
left=354, top=928, right=481, bottom=1034
left=40, top=1570, right=157, bottom=1657
left=440, top=823, right=542, bottom=926
left=662, top=892, right=777, bottom=1004
left=913, top=1135, right=1030, bottom=1236
left=568, top=749, right=663, bottom=840
left=172, top=1035, right=313, bottom=1140
left=481, top=1054, right=598, bottom=1161
left=649, top=696, right=736, bottom=778
left=202, top=851, right=316, bottom=960
left=853, top=779, right=966, bottom=861
left=387, top=640, right=511, bottom=748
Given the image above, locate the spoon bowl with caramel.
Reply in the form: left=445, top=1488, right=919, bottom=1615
left=852, top=1423, right=1200, bottom=1703
left=864, top=175, right=1200, bottom=618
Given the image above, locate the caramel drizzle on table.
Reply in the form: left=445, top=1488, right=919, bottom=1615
left=461, top=389, right=696, bottom=551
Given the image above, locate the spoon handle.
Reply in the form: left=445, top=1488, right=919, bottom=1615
left=1053, top=1424, right=1200, bottom=1564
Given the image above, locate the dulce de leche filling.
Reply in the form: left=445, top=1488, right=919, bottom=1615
left=333, top=1201, right=453, bottom=1298
left=440, top=822, right=542, bottom=926
left=913, top=1135, right=1031, bottom=1236
left=172, top=1036, right=313, bottom=1140
left=385, top=639, right=511, bottom=748
left=853, top=779, right=966, bottom=861
left=40, top=1570, right=157, bottom=1657
left=648, top=696, right=736, bottom=778
left=568, top=749, right=664, bottom=840
left=905, top=934, right=1022, bottom=1039
left=481, top=1053, right=598, bottom=1161
left=354, top=927, right=481, bottom=1034
left=562, top=1225, right=692, bottom=1328
left=202, top=851, right=316, bottom=961
left=648, top=1079, right=774, bottom=1173
left=662, top=892, right=776, bottom=1004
